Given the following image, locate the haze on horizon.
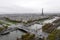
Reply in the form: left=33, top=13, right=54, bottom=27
left=0, top=0, right=60, bottom=14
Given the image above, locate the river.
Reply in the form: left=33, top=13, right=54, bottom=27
left=0, top=30, right=25, bottom=40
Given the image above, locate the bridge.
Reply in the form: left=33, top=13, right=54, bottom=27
left=16, top=25, right=46, bottom=38
left=17, top=26, right=34, bottom=33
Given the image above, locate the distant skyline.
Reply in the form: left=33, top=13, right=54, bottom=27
left=0, top=0, right=60, bottom=14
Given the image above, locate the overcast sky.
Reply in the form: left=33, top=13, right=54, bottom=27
left=0, top=0, right=60, bottom=14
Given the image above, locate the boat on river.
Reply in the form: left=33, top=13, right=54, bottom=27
left=0, top=31, right=10, bottom=35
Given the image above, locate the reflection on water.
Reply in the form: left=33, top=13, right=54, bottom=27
left=0, top=30, right=25, bottom=40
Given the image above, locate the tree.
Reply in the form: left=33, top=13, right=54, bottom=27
left=42, top=23, right=53, bottom=33
left=21, top=33, right=35, bottom=40
left=0, top=27, right=4, bottom=32
left=47, top=29, right=60, bottom=40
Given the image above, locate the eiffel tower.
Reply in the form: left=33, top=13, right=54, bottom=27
left=42, top=8, right=44, bottom=16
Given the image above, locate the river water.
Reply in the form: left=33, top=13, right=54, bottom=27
left=0, top=30, right=25, bottom=40
left=0, top=23, right=48, bottom=40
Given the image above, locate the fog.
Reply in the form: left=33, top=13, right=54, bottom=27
left=0, top=0, right=60, bottom=14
